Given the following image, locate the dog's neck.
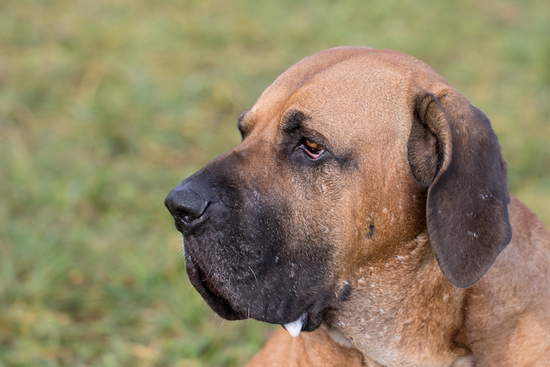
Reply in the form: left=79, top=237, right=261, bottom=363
left=321, top=321, right=354, bottom=348
left=325, top=233, right=470, bottom=366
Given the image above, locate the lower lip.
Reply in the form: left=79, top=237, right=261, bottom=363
left=193, top=262, right=225, bottom=300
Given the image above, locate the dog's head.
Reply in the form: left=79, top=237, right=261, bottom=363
left=165, top=47, right=511, bottom=333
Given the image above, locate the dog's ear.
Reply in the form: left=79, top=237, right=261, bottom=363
left=408, top=89, right=512, bottom=288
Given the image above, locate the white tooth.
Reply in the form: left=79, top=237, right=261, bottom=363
left=283, top=313, right=307, bottom=338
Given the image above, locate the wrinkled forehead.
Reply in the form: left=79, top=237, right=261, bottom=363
left=244, top=56, right=412, bottom=145
left=285, top=57, right=412, bottom=124
left=240, top=48, right=450, bottom=149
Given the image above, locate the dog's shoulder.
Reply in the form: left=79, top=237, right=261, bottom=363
left=463, top=195, right=550, bottom=365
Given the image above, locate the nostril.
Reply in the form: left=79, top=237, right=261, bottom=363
left=175, top=209, right=193, bottom=224
left=175, top=203, right=209, bottom=224
left=165, top=187, right=210, bottom=226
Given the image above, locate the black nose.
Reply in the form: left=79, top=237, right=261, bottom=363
left=164, top=187, right=210, bottom=229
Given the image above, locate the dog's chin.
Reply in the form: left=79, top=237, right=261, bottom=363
left=185, top=260, right=246, bottom=321
left=184, top=258, right=336, bottom=333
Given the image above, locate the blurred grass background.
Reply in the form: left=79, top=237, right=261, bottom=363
left=0, top=0, right=549, bottom=366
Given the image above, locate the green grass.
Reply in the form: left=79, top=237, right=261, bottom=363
left=1, top=0, right=549, bottom=365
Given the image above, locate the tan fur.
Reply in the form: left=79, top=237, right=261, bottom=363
left=246, top=327, right=363, bottom=367
left=238, top=47, right=550, bottom=366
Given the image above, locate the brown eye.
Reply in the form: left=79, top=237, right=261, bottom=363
left=301, top=138, right=325, bottom=159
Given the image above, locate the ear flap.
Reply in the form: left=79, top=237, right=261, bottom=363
left=409, top=89, right=512, bottom=288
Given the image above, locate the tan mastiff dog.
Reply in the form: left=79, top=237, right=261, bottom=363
left=165, top=47, right=550, bottom=366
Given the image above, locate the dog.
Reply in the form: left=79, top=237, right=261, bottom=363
left=165, top=47, right=550, bottom=366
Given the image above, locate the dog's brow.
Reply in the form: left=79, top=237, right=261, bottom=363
left=282, top=110, right=306, bottom=133
left=237, top=110, right=249, bottom=136
left=238, top=110, right=248, bottom=125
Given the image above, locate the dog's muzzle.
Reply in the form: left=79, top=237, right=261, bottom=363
left=164, top=154, right=346, bottom=334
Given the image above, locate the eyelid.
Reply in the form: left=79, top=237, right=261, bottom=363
left=301, top=131, right=329, bottom=151
left=304, top=138, right=322, bottom=150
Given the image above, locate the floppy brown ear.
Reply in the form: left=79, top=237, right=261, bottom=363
left=408, top=89, right=512, bottom=288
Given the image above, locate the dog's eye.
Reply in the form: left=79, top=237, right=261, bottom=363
left=301, top=138, right=325, bottom=159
